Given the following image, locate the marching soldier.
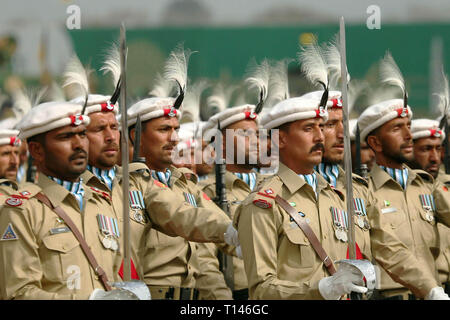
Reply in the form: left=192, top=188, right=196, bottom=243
left=0, top=124, right=20, bottom=184
left=65, top=49, right=238, bottom=285
left=0, top=101, right=123, bottom=299
left=409, top=118, right=450, bottom=294
left=302, top=90, right=372, bottom=261
left=357, top=52, right=450, bottom=300
left=234, top=93, right=369, bottom=299
left=127, top=45, right=237, bottom=300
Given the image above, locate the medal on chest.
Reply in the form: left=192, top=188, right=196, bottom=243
left=331, top=207, right=348, bottom=242
left=419, top=194, right=436, bottom=222
left=97, top=214, right=120, bottom=251
left=129, top=190, right=147, bottom=223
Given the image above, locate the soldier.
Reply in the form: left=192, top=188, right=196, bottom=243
left=358, top=98, right=450, bottom=299
left=234, top=89, right=372, bottom=299
left=301, top=90, right=372, bottom=262
left=127, top=45, right=237, bottom=300
left=0, top=125, right=20, bottom=181
left=0, top=101, right=124, bottom=299
left=409, top=119, right=450, bottom=294
left=65, top=50, right=237, bottom=285
left=357, top=52, right=450, bottom=300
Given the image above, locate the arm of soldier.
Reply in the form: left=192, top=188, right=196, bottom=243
left=0, top=204, right=76, bottom=300
left=194, top=242, right=233, bottom=300
left=433, top=180, right=450, bottom=227
left=195, top=186, right=241, bottom=258
left=367, top=196, right=439, bottom=298
left=234, top=201, right=323, bottom=300
left=144, top=180, right=230, bottom=243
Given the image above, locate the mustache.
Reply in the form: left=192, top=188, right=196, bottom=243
left=102, top=143, right=119, bottom=152
left=69, top=149, right=88, bottom=161
left=310, top=143, right=325, bottom=153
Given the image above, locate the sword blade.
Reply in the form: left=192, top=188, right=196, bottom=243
left=339, top=17, right=357, bottom=260
left=119, top=23, right=131, bottom=281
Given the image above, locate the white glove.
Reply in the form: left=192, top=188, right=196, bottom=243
left=425, top=287, right=450, bottom=300
left=318, top=263, right=367, bottom=300
left=88, top=288, right=139, bottom=300
left=224, top=223, right=240, bottom=247
left=235, top=245, right=243, bottom=259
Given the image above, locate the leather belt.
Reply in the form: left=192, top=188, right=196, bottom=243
left=275, top=195, right=337, bottom=275
left=149, top=286, right=199, bottom=300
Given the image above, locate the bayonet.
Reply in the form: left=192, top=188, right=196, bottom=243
left=132, top=113, right=146, bottom=163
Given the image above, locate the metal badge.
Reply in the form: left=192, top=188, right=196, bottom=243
left=102, top=236, right=112, bottom=249
left=134, top=211, right=143, bottom=223
left=335, top=229, right=341, bottom=241
left=341, top=230, right=348, bottom=242
left=110, top=238, right=119, bottom=251
left=357, top=216, right=365, bottom=229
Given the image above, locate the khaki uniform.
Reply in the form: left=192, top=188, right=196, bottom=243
left=234, top=162, right=358, bottom=300
left=141, top=166, right=232, bottom=299
left=332, top=166, right=372, bottom=261
left=82, top=164, right=232, bottom=283
left=367, top=164, right=450, bottom=298
left=436, top=165, right=450, bottom=287
left=201, top=170, right=264, bottom=295
left=0, top=174, right=123, bottom=299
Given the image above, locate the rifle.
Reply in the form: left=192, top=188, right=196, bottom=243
left=214, top=120, right=235, bottom=291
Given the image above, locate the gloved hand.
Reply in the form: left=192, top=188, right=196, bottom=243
left=318, top=263, right=367, bottom=300
left=89, top=288, right=139, bottom=300
left=224, top=223, right=239, bottom=247
left=235, top=245, right=243, bottom=259
left=425, top=287, right=450, bottom=300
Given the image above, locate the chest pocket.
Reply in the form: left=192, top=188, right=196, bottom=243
left=380, top=202, right=406, bottom=229
left=283, top=224, right=315, bottom=268
left=41, top=232, right=80, bottom=281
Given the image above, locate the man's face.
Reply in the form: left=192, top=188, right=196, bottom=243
left=351, top=141, right=376, bottom=171
left=30, top=124, right=89, bottom=181
left=0, top=145, right=19, bottom=180
left=139, top=116, right=179, bottom=171
left=411, top=136, right=442, bottom=178
left=18, top=141, right=28, bottom=166
left=86, top=112, right=120, bottom=169
left=279, top=117, right=325, bottom=174
left=369, top=117, right=413, bottom=165
left=323, top=108, right=344, bottom=164
left=223, top=119, right=259, bottom=167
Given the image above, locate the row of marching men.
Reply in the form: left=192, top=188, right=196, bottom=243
left=0, top=31, right=448, bottom=300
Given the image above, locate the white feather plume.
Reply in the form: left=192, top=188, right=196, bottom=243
left=245, top=58, right=270, bottom=102
left=163, top=44, right=194, bottom=94
left=267, top=58, right=291, bottom=108
left=181, top=79, right=210, bottom=123
left=206, top=83, right=237, bottom=116
left=11, top=86, right=47, bottom=119
left=433, top=66, right=450, bottom=120
left=324, top=34, right=351, bottom=90
left=62, top=54, right=92, bottom=100
left=348, top=79, right=368, bottom=114
left=379, top=51, right=406, bottom=96
left=100, top=42, right=121, bottom=87
left=298, top=36, right=328, bottom=89
left=149, top=73, right=174, bottom=98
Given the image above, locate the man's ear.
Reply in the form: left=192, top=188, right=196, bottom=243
left=129, top=128, right=135, bottom=145
left=28, top=141, right=44, bottom=163
left=367, top=134, right=382, bottom=153
left=277, top=129, right=288, bottom=150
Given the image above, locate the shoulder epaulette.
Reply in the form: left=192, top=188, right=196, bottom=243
left=351, top=173, right=369, bottom=188
left=414, top=169, right=434, bottom=182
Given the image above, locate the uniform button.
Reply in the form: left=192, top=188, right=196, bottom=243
left=304, top=237, right=308, bottom=242
left=62, top=245, right=67, bottom=250
left=323, top=234, right=327, bottom=239
left=94, top=275, right=99, bottom=280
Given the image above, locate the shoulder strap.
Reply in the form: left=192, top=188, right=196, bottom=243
left=34, top=192, right=113, bottom=291
left=275, top=195, right=337, bottom=275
